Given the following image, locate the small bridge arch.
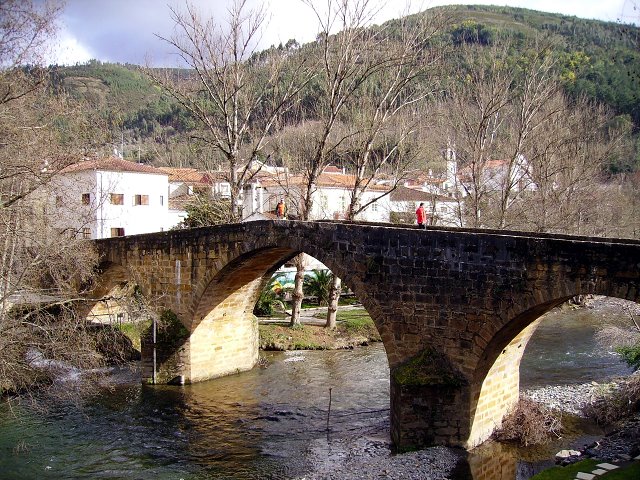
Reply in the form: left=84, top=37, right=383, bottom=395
left=93, top=220, right=640, bottom=450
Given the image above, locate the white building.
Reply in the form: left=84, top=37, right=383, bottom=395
left=258, top=165, right=392, bottom=222
left=50, top=157, right=171, bottom=239
left=159, top=166, right=266, bottom=222
left=456, top=154, right=536, bottom=196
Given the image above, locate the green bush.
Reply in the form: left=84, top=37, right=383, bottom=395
left=253, top=275, right=285, bottom=316
left=303, top=269, right=333, bottom=306
left=156, top=309, right=189, bottom=347
left=616, top=343, right=640, bottom=371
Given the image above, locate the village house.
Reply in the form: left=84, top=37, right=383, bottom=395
left=255, top=165, right=392, bottom=222
left=159, top=165, right=268, bottom=223
left=46, top=157, right=171, bottom=239
left=401, top=147, right=460, bottom=198
left=456, top=154, right=536, bottom=196
left=41, top=148, right=500, bottom=241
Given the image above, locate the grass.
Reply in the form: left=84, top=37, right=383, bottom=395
left=259, top=307, right=381, bottom=350
left=116, top=320, right=151, bottom=351
left=259, top=324, right=335, bottom=350
left=338, top=310, right=380, bottom=338
left=310, top=308, right=381, bottom=338
left=530, top=460, right=640, bottom=479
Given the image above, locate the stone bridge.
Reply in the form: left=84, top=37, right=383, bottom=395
left=92, top=220, right=640, bottom=451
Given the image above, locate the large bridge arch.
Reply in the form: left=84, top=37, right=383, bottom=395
left=467, top=259, right=640, bottom=448
left=93, top=220, right=640, bottom=451
left=186, top=236, right=394, bottom=382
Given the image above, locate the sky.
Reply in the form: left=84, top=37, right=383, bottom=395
left=49, top=0, right=638, bottom=66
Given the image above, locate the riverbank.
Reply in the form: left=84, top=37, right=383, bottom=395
left=524, top=379, right=640, bottom=464
left=258, top=307, right=381, bottom=350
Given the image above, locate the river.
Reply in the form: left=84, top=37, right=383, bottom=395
left=0, top=298, right=634, bottom=480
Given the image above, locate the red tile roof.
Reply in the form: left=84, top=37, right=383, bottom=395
left=158, top=167, right=205, bottom=183
left=62, top=157, right=166, bottom=175
left=158, top=167, right=230, bottom=185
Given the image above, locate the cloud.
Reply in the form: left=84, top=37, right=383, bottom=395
left=50, top=29, right=94, bottom=65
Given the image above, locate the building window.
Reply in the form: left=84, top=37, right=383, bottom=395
left=110, top=227, right=125, bottom=237
left=371, top=202, right=378, bottom=212
left=219, top=183, right=230, bottom=197
left=110, top=193, right=124, bottom=205
left=133, top=194, right=149, bottom=206
left=81, top=193, right=90, bottom=205
left=160, top=195, right=164, bottom=206
left=81, top=227, right=91, bottom=239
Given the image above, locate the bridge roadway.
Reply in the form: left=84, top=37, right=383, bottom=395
left=92, top=220, right=640, bottom=451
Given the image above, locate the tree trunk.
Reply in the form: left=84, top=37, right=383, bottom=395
left=325, top=275, right=341, bottom=329
left=289, top=254, right=305, bottom=327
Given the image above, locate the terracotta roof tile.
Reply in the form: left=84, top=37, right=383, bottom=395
left=62, top=157, right=166, bottom=175
left=158, top=167, right=205, bottom=183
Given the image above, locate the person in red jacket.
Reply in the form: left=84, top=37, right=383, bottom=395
left=416, top=202, right=426, bottom=228
left=275, top=199, right=286, bottom=219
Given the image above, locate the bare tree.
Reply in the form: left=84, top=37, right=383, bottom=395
left=442, top=31, right=632, bottom=235
left=342, top=10, right=448, bottom=220
left=260, top=1, right=448, bottom=328
left=147, top=0, right=312, bottom=221
left=442, top=36, right=523, bottom=228
left=524, top=94, right=631, bottom=235
left=0, top=0, right=110, bottom=398
left=439, top=33, right=627, bottom=232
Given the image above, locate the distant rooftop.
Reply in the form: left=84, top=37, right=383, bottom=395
left=61, top=157, right=166, bottom=175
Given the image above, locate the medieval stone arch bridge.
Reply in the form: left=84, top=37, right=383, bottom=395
left=92, top=220, right=640, bottom=451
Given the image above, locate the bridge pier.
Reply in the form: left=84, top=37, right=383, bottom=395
left=390, top=376, right=471, bottom=450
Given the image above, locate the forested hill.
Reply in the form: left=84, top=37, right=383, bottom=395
left=438, top=5, right=640, bottom=126
left=51, top=4, right=640, bottom=167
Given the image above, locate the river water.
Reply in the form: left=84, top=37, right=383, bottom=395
left=0, top=298, right=635, bottom=480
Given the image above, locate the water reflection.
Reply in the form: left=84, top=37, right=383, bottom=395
left=466, top=413, right=607, bottom=480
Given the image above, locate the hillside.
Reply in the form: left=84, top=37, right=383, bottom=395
left=52, top=5, right=640, bottom=170
left=440, top=5, right=640, bottom=127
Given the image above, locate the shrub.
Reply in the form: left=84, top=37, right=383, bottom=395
left=582, top=374, right=640, bottom=425
left=156, top=309, right=189, bottom=348
left=303, top=269, right=333, bottom=306
left=616, top=344, right=640, bottom=371
left=253, top=275, right=285, bottom=316
left=493, top=397, right=563, bottom=446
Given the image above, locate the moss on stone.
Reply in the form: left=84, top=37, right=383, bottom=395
left=392, top=348, right=466, bottom=387
left=156, top=309, right=189, bottom=348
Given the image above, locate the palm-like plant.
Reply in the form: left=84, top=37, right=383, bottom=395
left=303, top=269, right=333, bottom=306
left=253, top=274, right=286, bottom=316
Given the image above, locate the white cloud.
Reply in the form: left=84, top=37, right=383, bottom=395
left=49, top=30, right=94, bottom=66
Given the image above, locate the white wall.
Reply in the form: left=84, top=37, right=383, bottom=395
left=311, top=187, right=390, bottom=222
left=46, top=170, right=101, bottom=238
left=49, top=169, right=170, bottom=239
left=96, top=170, right=169, bottom=238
